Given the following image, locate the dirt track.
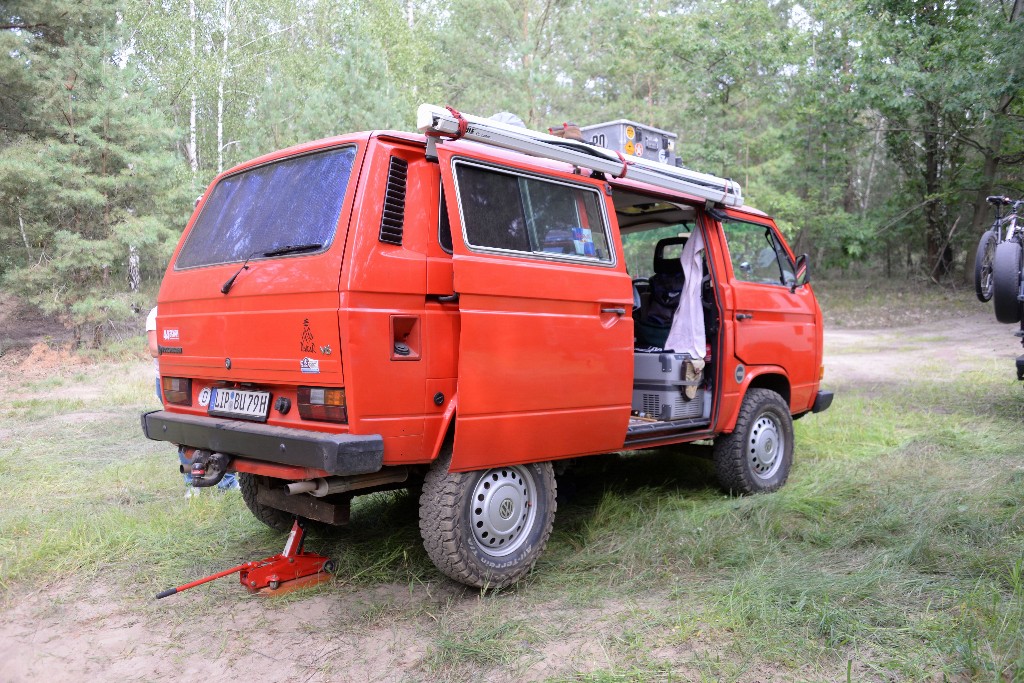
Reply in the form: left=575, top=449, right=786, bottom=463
left=825, top=309, right=1019, bottom=388
left=0, top=308, right=1020, bottom=682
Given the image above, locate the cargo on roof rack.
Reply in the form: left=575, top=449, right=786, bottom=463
left=416, top=103, right=744, bottom=208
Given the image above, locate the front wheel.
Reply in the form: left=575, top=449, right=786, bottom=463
left=974, top=230, right=997, bottom=302
left=713, top=388, right=793, bottom=494
left=419, top=450, right=556, bottom=588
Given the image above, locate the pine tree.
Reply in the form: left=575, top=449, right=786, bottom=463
left=0, top=0, right=189, bottom=345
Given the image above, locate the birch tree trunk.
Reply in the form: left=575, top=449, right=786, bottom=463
left=217, top=0, right=232, bottom=175
left=128, top=245, right=141, bottom=292
left=188, top=0, right=198, bottom=181
left=861, top=118, right=884, bottom=218
left=17, top=205, right=31, bottom=262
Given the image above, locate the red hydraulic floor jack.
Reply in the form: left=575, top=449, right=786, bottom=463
left=156, top=519, right=333, bottom=599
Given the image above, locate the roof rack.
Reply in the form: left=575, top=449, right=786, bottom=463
left=416, top=104, right=743, bottom=208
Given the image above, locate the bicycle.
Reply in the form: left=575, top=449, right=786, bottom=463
left=984, top=198, right=1024, bottom=323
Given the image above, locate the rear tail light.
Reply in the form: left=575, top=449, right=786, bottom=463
left=297, top=386, right=347, bottom=423
left=162, top=377, right=192, bottom=406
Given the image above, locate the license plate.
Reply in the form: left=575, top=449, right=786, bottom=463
left=208, top=388, right=271, bottom=422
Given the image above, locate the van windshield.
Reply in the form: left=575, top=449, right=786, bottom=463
left=176, top=146, right=357, bottom=269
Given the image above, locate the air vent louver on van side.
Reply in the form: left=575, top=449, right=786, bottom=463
left=378, top=156, right=409, bottom=245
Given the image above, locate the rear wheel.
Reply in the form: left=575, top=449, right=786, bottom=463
left=974, top=230, right=997, bottom=302
left=713, top=389, right=793, bottom=494
left=238, top=473, right=298, bottom=532
left=419, top=449, right=556, bottom=588
left=992, top=241, right=1023, bottom=324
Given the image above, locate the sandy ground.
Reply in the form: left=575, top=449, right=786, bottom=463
left=0, top=307, right=1019, bottom=682
left=824, top=310, right=1020, bottom=388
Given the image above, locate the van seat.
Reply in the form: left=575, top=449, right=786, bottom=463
left=635, top=236, right=688, bottom=348
left=652, top=237, right=686, bottom=277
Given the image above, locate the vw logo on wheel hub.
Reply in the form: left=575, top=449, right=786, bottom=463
left=498, top=498, right=515, bottom=520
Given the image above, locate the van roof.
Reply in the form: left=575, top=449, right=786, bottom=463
left=214, top=130, right=768, bottom=220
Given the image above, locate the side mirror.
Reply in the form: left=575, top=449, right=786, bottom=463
left=790, top=253, right=810, bottom=292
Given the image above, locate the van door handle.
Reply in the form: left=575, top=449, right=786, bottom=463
left=601, top=307, right=626, bottom=315
left=736, top=313, right=753, bottom=321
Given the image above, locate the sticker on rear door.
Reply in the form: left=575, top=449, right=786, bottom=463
left=300, top=318, right=316, bottom=353
left=300, top=357, right=320, bottom=374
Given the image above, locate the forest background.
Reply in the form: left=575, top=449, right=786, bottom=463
left=0, top=0, right=1022, bottom=345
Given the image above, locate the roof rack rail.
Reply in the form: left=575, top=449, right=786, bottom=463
left=416, top=104, right=743, bottom=208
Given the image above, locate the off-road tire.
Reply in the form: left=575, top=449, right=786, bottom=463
left=992, top=241, right=1023, bottom=323
left=713, top=388, right=793, bottom=494
left=974, top=229, right=997, bottom=302
left=238, top=473, right=298, bottom=532
left=418, top=449, right=556, bottom=589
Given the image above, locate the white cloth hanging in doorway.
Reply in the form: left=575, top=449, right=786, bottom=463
left=664, top=229, right=706, bottom=360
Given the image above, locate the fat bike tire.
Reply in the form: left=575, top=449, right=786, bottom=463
left=992, top=241, right=1023, bottom=324
left=975, top=230, right=997, bottom=303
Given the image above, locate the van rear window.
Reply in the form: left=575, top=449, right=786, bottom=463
left=176, top=146, right=357, bottom=269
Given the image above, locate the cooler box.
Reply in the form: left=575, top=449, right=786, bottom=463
left=632, top=352, right=705, bottom=421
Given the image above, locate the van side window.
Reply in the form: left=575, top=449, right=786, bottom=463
left=720, top=218, right=794, bottom=286
left=454, top=163, right=612, bottom=263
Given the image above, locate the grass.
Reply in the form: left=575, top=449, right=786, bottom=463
left=1, top=283, right=1023, bottom=681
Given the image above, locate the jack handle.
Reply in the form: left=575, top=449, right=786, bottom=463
left=155, top=561, right=253, bottom=599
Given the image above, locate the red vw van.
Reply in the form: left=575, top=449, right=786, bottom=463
left=142, top=106, right=832, bottom=588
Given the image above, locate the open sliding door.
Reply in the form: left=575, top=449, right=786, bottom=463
left=436, top=147, right=634, bottom=471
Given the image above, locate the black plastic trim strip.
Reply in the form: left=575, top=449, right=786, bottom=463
left=624, top=417, right=711, bottom=443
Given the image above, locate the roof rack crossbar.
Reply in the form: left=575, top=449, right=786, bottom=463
left=416, top=104, right=743, bottom=208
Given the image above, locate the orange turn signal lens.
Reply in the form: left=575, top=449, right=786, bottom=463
left=297, top=386, right=347, bottom=423
left=161, top=377, right=192, bottom=406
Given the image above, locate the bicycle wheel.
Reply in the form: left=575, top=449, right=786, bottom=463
left=992, top=240, right=1022, bottom=324
left=974, top=229, right=998, bottom=302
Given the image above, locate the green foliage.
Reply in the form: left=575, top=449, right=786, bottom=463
left=2, top=0, right=1023, bottom=333
left=241, top=0, right=442, bottom=157
left=0, top=0, right=188, bottom=343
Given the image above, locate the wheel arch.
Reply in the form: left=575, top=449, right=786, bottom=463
left=746, top=370, right=791, bottom=406
left=718, top=367, right=791, bottom=434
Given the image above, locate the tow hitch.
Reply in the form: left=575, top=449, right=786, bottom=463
left=185, top=449, right=231, bottom=487
left=155, top=519, right=333, bottom=599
